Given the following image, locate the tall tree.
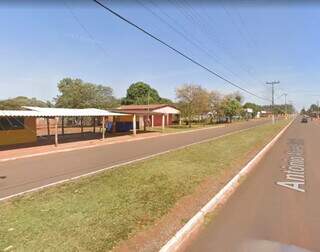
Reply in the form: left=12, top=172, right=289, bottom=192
left=308, top=104, right=319, bottom=114
left=55, top=78, right=119, bottom=109
left=225, top=91, right=244, bottom=104
left=121, top=82, right=172, bottom=105
left=176, top=84, right=209, bottom=127
left=243, top=102, right=261, bottom=117
left=208, top=91, right=223, bottom=122
left=220, top=97, right=242, bottom=122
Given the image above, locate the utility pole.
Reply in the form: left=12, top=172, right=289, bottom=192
left=283, top=93, right=288, bottom=117
left=266, top=81, right=280, bottom=124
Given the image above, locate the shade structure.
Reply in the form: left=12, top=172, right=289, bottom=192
left=22, top=107, right=127, bottom=117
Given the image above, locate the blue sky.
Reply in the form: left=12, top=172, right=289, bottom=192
left=1, top=1, right=320, bottom=109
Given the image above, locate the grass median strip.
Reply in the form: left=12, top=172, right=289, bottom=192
left=0, top=120, right=289, bottom=251
left=147, top=124, right=218, bottom=133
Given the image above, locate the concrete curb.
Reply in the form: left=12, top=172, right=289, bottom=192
left=159, top=119, right=295, bottom=252
left=0, top=122, right=267, bottom=202
left=0, top=125, right=226, bottom=163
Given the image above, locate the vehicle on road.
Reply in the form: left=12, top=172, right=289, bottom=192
left=301, top=117, right=308, bottom=123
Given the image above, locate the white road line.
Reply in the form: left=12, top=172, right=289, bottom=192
left=0, top=123, right=266, bottom=202
left=159, top=119, right=295, bottom=252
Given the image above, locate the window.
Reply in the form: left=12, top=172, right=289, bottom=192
left=0, top=117, right=25, bottom=131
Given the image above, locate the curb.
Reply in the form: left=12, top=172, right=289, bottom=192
left=0, top=125, right=226, bottom=163
left=0, top=122, right=269, bottom=202
left=159, top=119, right=295, bottom=252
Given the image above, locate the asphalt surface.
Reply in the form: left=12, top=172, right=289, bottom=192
left=0, top=119, right=270, bottom=199
left=184, top=118, right=320, bottom=252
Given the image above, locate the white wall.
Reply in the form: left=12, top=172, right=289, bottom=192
left=153, top=106, right=180, bottom=114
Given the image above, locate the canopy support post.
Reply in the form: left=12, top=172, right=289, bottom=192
left=80, top=118, right=83, bottom=134
left=61, top=116, right=65, bottom=135
left=133, top=114, right=136, bottom=136
left=46, top=118, right=50, bottom=138
left=162, top=114, right=165, bottom=132
left=93, top=117, right=96, bottom=133
left=54, top=117, right=59, bottom=147
left=151, top=115, right=154, bottom=128
left=102, top=116, right=105, bottom=140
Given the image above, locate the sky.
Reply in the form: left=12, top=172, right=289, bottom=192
left=1, top=0, right=320, bottom=110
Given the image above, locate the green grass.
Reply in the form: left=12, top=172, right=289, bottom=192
left=147, top=123, right=219, bottom=133
left=0, top=120, right=289, bottom=252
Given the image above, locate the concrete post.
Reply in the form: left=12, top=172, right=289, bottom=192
left=93, top=117, right=96, bottom=133
left=112, top=116, right=116, bottom=133
left=46, top=118, right=50, bottom=137
left=54, top=117, right=59, bottom=147
left=151, top=115, right=154, bottom=128
left=102, top=116, right=105, bottom=140
left=143, top=116, right=147, bottom=131
left=80, top=118, right=84, bottom=134
left=166, top=114, right=169, bottom=126
left=61, top=116, right=65, bottom=136
left=162, top=114, right=165, bottom=131
left=133, top=114, right=137, bottom=136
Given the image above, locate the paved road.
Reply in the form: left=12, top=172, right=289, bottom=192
left=184, top=118, right=320, bottom=252
left=0, top=119, right=270, bottom=199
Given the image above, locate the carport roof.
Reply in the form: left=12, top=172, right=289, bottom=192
left=111, top=109, right=161, bottom=115
left=0, top=110, right=48, bottom=117
left=0, top=107, right=128, bottom=117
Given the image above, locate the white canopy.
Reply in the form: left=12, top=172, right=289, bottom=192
left=12, top=106, right=128, bottom=117
left=0, top=110, right=48, bottom=117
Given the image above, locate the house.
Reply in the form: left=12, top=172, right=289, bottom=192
left=116, top=104, right=181, bottom=127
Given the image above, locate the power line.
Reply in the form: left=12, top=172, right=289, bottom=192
left=266, top=81, right=280, bottom=124
left=92, top=0, right=270, bottom=102
left=174, top=0, right=264, bottom=85
left=134, top=0, right=247, bottom=82
left=64, top=0, right=110, bottom=58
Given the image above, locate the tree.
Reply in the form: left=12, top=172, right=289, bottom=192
left=0, top=96, right=49, bottom=110
left=243, top=102, right=261, bottom=117
left=220, top=97, right=242, bottom=122
left=121, top=82, right=172, bottom=105
left=208, top=91, right=223, bottom=123
left=226, top=91, right=244, bottom=104
left=55, top=78, right=119, bottom=109
left=308, top=104, right=318, bottom=113
left=176, top=84, right=210, bottom=127
left=261, top=104, right=295, bottom=115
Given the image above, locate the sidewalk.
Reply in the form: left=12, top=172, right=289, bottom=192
left=0, top=131, right=162, bottom=162
left=0, top=120, right=265, bottom=162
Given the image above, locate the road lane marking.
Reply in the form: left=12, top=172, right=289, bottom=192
left=0, top=122, right=268, bottom=202
left=0, top=124, right=227, bottom=163
left=277, top=138, right=305, bottom=192
left=160, top=119, right=295, bottom=252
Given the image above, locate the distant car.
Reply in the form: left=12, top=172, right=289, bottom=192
left=301, top=117, right=308, bottom=123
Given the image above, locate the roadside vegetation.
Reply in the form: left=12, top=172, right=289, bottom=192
left=0, top=119, right=289, bottom=251
left=147, top=123, right=222, bottom=133
left=0, top=79, right=294, bottom=123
